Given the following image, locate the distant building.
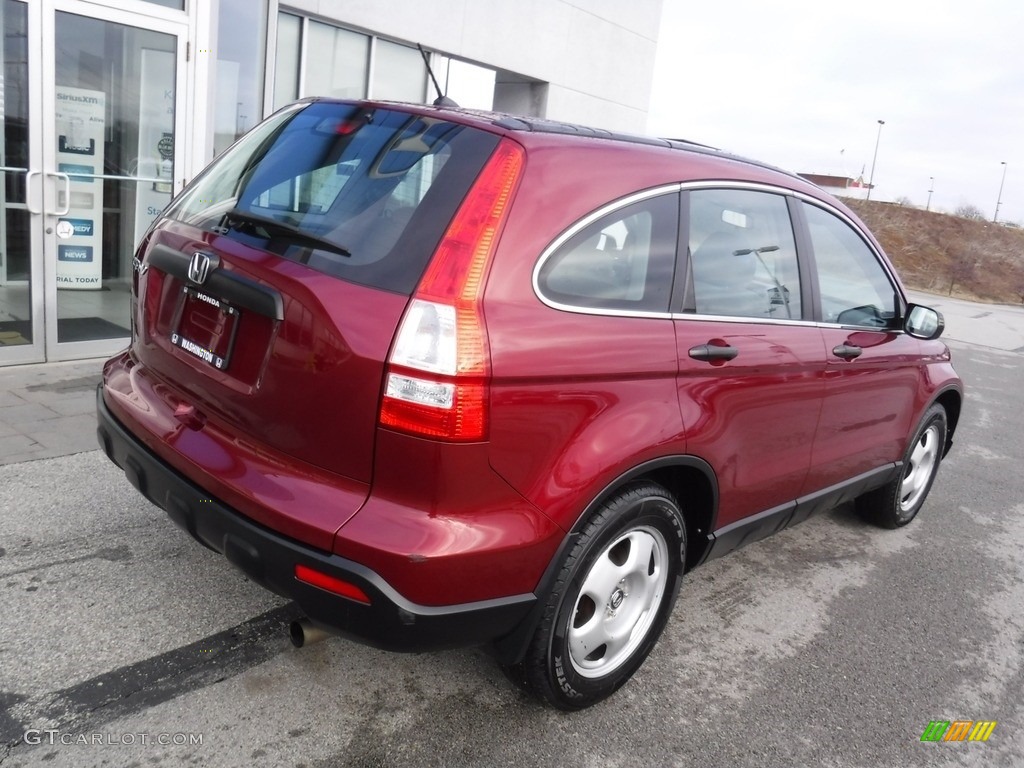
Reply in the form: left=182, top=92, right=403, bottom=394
left=798, top=173, right=873, bottom=199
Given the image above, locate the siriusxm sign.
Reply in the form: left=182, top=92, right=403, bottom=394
left=56, top=92, right=101, bottom=105
left=58, top=218, right=94, bottom=237
left=58, top=245, right=93, bottom=263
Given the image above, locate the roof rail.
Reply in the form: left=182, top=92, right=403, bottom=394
left=491, top=115, right=800, bottom=181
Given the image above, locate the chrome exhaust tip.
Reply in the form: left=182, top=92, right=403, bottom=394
left=290, top=618, right=329, bottom=648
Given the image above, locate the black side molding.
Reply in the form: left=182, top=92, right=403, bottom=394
left=148, top=243, right=284, bottom=321
left=699, top=463, right=901, bottom=564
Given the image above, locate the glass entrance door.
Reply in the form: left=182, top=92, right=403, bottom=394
left=0, top=0, right=185, bottom=366
left=44, top=3, right=185, bottom=360
left=0, top=0, right=42, bottom=363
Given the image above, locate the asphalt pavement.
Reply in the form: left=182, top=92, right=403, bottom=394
left=1, top=292, right=1022, bottom=767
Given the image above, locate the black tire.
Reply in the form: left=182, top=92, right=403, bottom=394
left=856, top=403, right=948, bottom=528
left=509, top=481, right=686, bottom=710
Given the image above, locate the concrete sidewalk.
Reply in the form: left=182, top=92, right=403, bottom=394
left=0, top=358, right=105, bottom=466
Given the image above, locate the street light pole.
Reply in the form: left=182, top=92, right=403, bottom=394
left=926, top=176, right=934, bottom=211
left=994, top=161, right=1008, bottom=222
left=866, top=119, right=885, bottom=201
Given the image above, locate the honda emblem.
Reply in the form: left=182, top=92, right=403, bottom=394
left=187, top=251, right=216, bottom=285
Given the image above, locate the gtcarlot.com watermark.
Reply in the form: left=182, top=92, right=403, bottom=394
left=24, top=729, right=203, bottom=747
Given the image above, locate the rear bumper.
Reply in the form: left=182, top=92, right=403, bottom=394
left=96, top=384, right=535, bottom=652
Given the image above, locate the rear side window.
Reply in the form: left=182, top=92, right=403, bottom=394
left=802, top=202, right=898, bottom=327
left=688, top=189, right=802, bottom=320
left=536, top=193, right=678, bottom=313
left=165, top=102, right=499, bottom=294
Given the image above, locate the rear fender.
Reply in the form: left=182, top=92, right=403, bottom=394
left=491, top=455, right=717, bottom=665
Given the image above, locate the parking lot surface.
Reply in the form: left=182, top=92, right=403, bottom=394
left=1, top=293, right=1022, bottom=767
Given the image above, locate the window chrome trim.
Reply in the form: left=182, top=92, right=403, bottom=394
left=815, top=320, right=906, bottom=334
left=671, top=312, right=906, bottom=334
left=532, top=179, right=906, bottom=323
left=672, top=312, right=817, bottom=328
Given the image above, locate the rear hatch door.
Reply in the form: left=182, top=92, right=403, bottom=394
left=134, top=101, right=500, bottom=485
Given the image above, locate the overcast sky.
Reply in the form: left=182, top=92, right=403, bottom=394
left=647, top=0, right=1024, bottom=223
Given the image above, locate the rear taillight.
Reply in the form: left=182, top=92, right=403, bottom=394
left=380, top=139, right=524, bottom=441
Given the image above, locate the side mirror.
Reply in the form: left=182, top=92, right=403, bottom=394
left=904, top=303, right=945, bottom=340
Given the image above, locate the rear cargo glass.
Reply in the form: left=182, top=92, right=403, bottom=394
left=164, top=101, right=500, bottom=294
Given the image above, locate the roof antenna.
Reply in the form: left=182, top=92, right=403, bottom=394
left=417, top=44, right=459, bottom=108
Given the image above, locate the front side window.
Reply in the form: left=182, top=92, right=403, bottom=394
left=688, top=189, right=802, bottom=320
left=536, top=193, right=678, bottom=313
left=165, top=103, right=498, bottom=294
left=802, top=202, right=898, bottom=328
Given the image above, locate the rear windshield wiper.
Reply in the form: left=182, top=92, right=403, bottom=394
left=219, top=209, right=351, bottom=259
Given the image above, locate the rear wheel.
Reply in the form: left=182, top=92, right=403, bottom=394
left=509, top=481, right=685, bottom=710
left=856, top=403, right=947, bottom=528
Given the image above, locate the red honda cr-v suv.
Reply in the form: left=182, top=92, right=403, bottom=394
left=97, top=99, right=962, bottom=709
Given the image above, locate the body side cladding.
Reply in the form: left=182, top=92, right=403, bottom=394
left=699, top=463, right=901, bottom=564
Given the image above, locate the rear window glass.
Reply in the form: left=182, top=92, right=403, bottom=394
left=165, top=101, right=499, bottom=294
left=536, top=193, right=678, bottom=314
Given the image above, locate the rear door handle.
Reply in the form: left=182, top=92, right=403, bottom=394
left=832, top=344, right=863, bottom=360
left=688, top=343, right=739, bottom=362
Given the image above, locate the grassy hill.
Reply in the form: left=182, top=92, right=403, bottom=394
left=841, top=198, right=1024, bottom=305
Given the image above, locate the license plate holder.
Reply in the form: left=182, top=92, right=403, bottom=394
left=170, top=286, right=240, bottom=371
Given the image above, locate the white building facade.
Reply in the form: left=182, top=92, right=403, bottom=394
left=0, top=0, right=663, bottom=366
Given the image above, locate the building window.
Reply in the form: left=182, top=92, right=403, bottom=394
left=273, top=14, right=428, bottom=109
left=213, top=0, right=266, bottom=156
left=273, top=12, right=301, bottom=109
left=371, top=39, right=425, bottom=102
left=306, top=21, right=369, bottom=100
left=432, top=55, right=497, bottom=110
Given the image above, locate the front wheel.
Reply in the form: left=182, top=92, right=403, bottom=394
left=509, top=481, right=686, bottom=710
left=856, top=403, right=948, bottom=528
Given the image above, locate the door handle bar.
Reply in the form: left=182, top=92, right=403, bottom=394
left=26, top=170, right=43, bottom=215
left=23, top=170, right=73, bottom=216
left=688, top=343, right=739, bottom=362
left=832, top=344, right=863, bottom=360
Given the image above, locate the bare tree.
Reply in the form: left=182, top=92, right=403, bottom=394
left=948, top=258, right=976, bottom=296
left=954, top=203, right=986, bottom=221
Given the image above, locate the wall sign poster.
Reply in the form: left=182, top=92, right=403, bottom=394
left=133, top=48, right=175, bottom=248
left=55, top=85, right=105, bottom=290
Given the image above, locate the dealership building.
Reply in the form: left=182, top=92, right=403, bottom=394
left=0, top=0, right=663, bottom=366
